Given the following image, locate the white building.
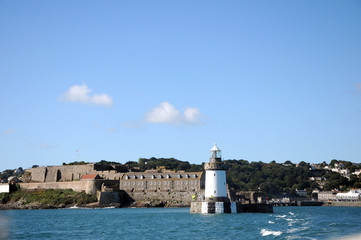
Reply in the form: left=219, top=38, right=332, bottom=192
left=318, top=191, right=337, bottom=201
left=0, top=183, right=10, bottom=193
left=352, top=169, right=361, bottom=176
left=336, top=189, right=361, bottom=202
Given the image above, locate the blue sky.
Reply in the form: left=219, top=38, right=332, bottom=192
left=1, top=1, right=361, bottom=170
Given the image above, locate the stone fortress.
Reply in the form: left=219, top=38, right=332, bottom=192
left=20, top=161, right=205, bottom=206
left=19, top=144, right=273, bottom=212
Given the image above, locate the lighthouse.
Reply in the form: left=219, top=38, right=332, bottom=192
left=204, top=143, right=228, bottom=201
left=190, top=143, right=232, bottom=213
left=190, top=143, right=274, bottom=214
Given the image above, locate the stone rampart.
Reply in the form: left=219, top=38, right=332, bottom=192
left=28, top=165, right=125, bottom=183
left=97, top=192, right=121, bottom=205
left=19, top=179, right=119, bottom=195
left=97, top=170, right=124, bottom=180
left=30, top=167, right=47, bottom=182
left=20, top=181, right=95, bottom=194
left=28, top=164, right=97, bottom=183
left=45, top=168, right=58, bottom=182
left=126, top=190, right=204, bottom=206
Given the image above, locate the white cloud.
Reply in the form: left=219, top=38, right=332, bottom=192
left=3, top=128, right=14, bottom=135
left=59, top=83, right=113, bottom=107
left=145, top=102, right=181, bottom=124
left=145, top=102, right=203, bottom=125
left=184, top=108, right=202, bottom=123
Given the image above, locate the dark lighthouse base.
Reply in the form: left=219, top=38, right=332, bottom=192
left=190, top=201, right=273, bottom=214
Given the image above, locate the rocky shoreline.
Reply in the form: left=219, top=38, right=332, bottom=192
left=0, top=200, right=189, bottom=210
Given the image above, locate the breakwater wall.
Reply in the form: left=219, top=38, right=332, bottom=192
left=324, top=201, right=361, bottom=207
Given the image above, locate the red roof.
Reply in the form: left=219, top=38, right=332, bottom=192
left=81, top=174, right=99, bottom=180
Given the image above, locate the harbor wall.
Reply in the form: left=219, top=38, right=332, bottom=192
left=324, top=201, right=361, bottom=207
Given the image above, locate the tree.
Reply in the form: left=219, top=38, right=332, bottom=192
left=284, top=160, right=294, bottom=165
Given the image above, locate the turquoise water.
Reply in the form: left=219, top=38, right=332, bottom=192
left=1, top=207, right=361, bottom=240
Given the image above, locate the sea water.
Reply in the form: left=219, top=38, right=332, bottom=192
left=1, top=206, right=361, bottom=240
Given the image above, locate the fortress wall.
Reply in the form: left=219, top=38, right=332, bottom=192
left=29, top=167, right=47, bottom=182
left=29, top=164, right=97, bottom=183
left=98, top=170, right=124, bottom=180
left=54, top=165, right=96, bottom=181
left=126, top=190, right=205, bottom=205
left=19, top=179, right=119, bottom=195
left=45, top=168, right=58, bottom=182
left=19, top=181, right=97, bottom=194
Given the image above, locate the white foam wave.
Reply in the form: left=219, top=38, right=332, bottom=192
left=260, top=229, right=282, bottom=236
left=287, top=227, right=310, bottom=233
left=268, top=221, right=275, bottom=224
left=289, top=212, right=295, bottom=215
left=276, top=215, right=286, bottom=218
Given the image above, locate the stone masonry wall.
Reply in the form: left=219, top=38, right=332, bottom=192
left=127, top=190, right=205, bottom=205
left=28, top=165, right=97, bottom=183
left=28, top=165, right=124, bottom=183
left=19, top=179, right=119, bottom=195
left=30, top=167, right=47, bottom=182
left=20, top=181, right=96, bottom=194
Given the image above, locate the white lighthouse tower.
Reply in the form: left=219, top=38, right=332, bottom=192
left=204, top=143, right=228, bottom=201
left=190, top=143, right=273, bottom=214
